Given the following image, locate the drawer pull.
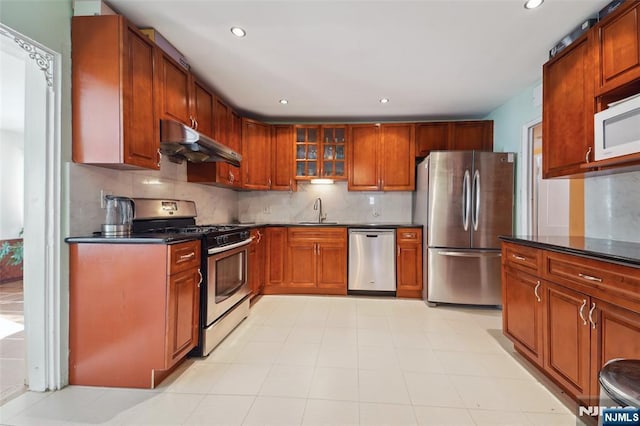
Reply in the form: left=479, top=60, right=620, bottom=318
left=179, top=252, right=196, bottom=261
left=512, top=254, right=526, bottom=261
left=579, top=299, right=587, bottom=326
left=578, top=273, right=603, bottom=283
left=589, top=302, right=597, bottom=329
left=534, top=281, right=541, bottom=303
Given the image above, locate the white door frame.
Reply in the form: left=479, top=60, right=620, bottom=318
left=520, top=117, right=542, bottom=236
left=0, top=24, right=63, bottom=391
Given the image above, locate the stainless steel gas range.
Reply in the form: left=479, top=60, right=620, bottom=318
left=131, top=198, right=252, bottom=356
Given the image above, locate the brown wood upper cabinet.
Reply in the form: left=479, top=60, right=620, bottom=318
left=595, top=1, right=640, bottom=96
left=157, top=52, right=193, bottom=128
left=415, top=121, right=493, bottom=157
left=349, top=123, right=415, bottom=191
left=156, top=53, right=220, bottom=139
left=294, top=125, right=347, bottom=181
left=187, top=100, right=243, bottom=188
left=242, top=118, right=272, bottom=190
left=542, top=32, right=595, bottom=178
left=72, top=15, right=160, bottom=170
left=272, top=125, right=297, bottom=191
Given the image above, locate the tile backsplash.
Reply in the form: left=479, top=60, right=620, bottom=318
left=237, top=182, right=413, bottom=224
left=67, top=160, right=414, bottom=236
left=584, top=171, right=640, bottom=243
left=67, top=158, right=238, bottom=235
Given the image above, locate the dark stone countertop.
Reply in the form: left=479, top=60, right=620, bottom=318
left=240, top=222, right=423, bottom=229
left=65, top=233, right=200, bottom=244
left=499, top=235, right=640, bottom=268
left=65, top=223, right=424, bottom=244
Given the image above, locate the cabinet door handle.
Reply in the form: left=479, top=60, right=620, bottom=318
left=156, top=148, right=162, bottom=168
left=194, top=119, right=199, bottom=131
left=197, top=269, right=203, bottom=287
left=397, top=245, right=400, bottom=257
left=585, top=147, right=592, bottom=164
left=180, top=252, right=196, bottom=261
left=578, top=273, right=603, bottom=283
left=268, top=178, right=272, bottom=188
left=589, top=302, right=597, bottom=329
left=512, top=254, right=526, bottom=261
left=534, top=281, right=541, bottom=303
left=579, top=299, right=587, bottom=326
left=289, top=179, right=293, bottom=192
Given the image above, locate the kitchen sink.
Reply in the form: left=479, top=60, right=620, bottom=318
left=297, top=221, right=339, bottom=225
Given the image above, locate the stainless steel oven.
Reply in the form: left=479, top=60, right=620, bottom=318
left=203, top=237, right=252, bottom=355
left=128, top=198, right=254, bottom=357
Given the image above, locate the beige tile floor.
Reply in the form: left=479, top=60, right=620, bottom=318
left=0, top=280, right=26, bottom=405
left=0, top=295, right=583, bottom=425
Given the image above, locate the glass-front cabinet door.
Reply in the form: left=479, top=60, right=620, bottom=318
left=294, top=125, right=347, bottom=180
left=295, top=126, right=318, bottom=178
left=321, top=127, right=346, bottom=179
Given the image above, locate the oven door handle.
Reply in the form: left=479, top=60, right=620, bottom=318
left=207, top=237, right=254, bottom=255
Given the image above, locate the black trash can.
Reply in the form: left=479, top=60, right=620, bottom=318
left=598, top=359, right=640, bottom=426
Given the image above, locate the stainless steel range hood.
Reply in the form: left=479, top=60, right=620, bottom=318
left=160, top=119, right=241, bottom=167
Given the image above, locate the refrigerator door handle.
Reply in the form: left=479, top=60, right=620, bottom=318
left=472, top=169, right=480, bottom=231
left=462, top=169, right=471, bottom=231
left=437, top=251, right=502, bottom=258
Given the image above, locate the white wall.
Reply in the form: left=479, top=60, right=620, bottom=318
left=68, top=159, right=239, bottom=235
left=0, top=130, right=24, bottom=240
left=0, top=46, right=26, bottom=240
left=238, top=182, right=413, bottom=224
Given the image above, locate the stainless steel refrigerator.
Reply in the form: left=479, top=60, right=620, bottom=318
left=413, top=151, right=515, bottom=306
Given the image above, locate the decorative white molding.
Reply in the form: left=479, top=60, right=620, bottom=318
left=0, top=22, right=63, bottom=392
left=0, top=24, right=55, bottom=87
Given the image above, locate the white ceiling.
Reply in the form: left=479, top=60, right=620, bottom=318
left=106, top=0, right=609, bottom=122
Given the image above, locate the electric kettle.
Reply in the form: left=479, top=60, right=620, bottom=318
left=101, top=195, right=134, bottom=237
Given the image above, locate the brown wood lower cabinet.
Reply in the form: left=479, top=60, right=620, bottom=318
left=248, top=228, right=265, bottom=300
left=502, top=268, right=544, bottom=368
left=69, top=240, right=201, bottom=388
left=396, top=228, right=423, bottom=298
left=543, top=281, right=591, bottom=399
left=501, top=241, right=640, bottom=408
left=263, top=227, right=347, bottom=295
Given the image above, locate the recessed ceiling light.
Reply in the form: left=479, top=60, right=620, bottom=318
left=230, top=27, right=246, bottom=37
left=524, top=0, right=543, bottom=9
left=279, top=99, right=288, bottom=105
left=379, top=98, right=390, bottom=104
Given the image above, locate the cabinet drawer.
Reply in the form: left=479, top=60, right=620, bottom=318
left=397, top=228, right=422, bottom=242
left=288, top=227, right=346, bottom=242
left=168, top=240, right=201, bottom=274
left=543, top=251, right=640, bottom=312
left=502, top=243, right=541, bottom=273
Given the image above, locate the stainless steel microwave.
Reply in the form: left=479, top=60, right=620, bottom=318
left=594, top=93, right=640, bottom=162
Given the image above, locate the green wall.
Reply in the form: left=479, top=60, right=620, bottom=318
left=485, top=80, right=542, bottom=234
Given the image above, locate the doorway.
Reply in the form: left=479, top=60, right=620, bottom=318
left=0, top=23, right=63, bottom=398
left=521, top=120, right=570, bottom=236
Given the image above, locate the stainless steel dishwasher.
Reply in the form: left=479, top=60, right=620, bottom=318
left=348, top=229, right=396, bottom=295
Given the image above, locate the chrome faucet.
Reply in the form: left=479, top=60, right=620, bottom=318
left=313, top=197, right=326, bottom=223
